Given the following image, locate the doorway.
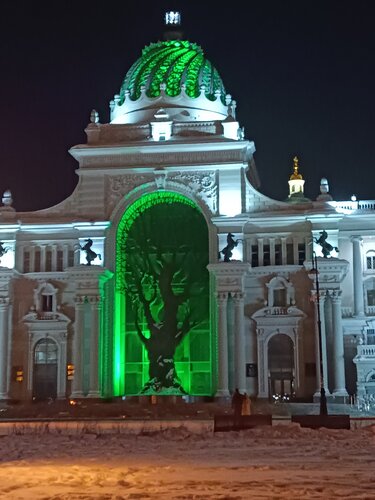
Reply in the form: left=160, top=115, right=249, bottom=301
left=268, top=334, right=295, bottom=400
left=33, top=338, right=58, bottom=401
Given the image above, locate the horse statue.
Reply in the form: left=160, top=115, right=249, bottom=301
left=314, top=230, right=338, bottom=258
left=0, top=242, right=8, bottom=264
left=81, top=238, right=101, bottom=265
left=219, top=233, right=242, bottom=262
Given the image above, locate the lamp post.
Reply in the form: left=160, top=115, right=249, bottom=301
left=312, top=251, right=328, bottom=416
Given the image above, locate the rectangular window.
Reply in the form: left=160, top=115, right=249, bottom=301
left=274, top=289, right=287, bottom=307
left=367, top=256, right=375, bottom=269
left=298, top=243, right=306, bottom=265
left=251, top=245, right=259, bottom=267
left=286, top=243, right=294, bottom=265
left=23, top=251, right=30, bottom=273
left=263, top=244, right=270, bottom=266
left=275, top=244, right=282, bottom=265
left=46, top=250, right=52, bottom=272
left=42, top=295, right=53, bottom=312
left=34, top=250, right=41, bottom=272
left=57, top=250, right=63, bottom=271
left=367, top=290, right=375, bottom=306
left=68, top=250, right=74, bottom=267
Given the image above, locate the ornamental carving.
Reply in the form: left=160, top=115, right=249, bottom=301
left=106, top=174, right=153, bottom=213
left=169, top=171, right=218, bottom=213
left=81, top=149, right=245, bottom=169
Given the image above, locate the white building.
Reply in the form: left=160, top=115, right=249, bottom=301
left=0, top=12, right=374, bottom=403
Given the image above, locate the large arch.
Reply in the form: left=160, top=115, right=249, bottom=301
left=108, top=191, right=213, bottom=396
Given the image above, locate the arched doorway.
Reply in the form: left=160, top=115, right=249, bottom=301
left=112, top=191, right=212, bottom=397
left=268, top=334, right=295, bottom=400
left=33, top=338, right=58, bottom=401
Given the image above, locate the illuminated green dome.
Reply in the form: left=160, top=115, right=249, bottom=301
left=118, top=39, right=226, bottom=104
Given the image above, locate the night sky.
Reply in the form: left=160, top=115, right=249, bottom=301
left=1, top=1, right=375, bottom=212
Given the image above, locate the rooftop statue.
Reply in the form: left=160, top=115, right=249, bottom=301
left=0, top=242, right=8, bottom=263
left=80, top=238, right=101, bottom=266
left=314, top=230, right=338, bottom=258
left=219, top=233, right=241, bottom=262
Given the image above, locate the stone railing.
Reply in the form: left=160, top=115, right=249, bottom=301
left=357, top=345, right=375, bottom=357
left=264, top=307, right=288, bottom=315
left=341, top=307, right=353, bottom=318
left=330, top=200, right=375, bottom=212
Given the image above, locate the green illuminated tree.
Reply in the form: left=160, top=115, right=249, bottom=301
left=125, top=236, right=207, bottom=394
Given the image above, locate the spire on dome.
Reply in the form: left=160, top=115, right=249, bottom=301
left=163, top=11, right=183, bottom=40
left=290, top=156, right=303, bottom=180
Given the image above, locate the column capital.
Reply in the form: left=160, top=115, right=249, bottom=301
left=207, top=263, right=251, bottom=294
left=328, top=289, right=342, bottom=302
left=216, top=292, right=229, bottom=303
left=74, top=295, right=86, bottom=306
left=350, top=235, right=363, bottom=244
left=232, top=292, right=244, bottom=302
left=0, top=297, right=9, bottom=308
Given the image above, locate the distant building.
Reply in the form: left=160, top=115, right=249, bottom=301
left=0, top=13, right=374, bottom=403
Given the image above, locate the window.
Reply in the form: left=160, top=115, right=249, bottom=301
left=273, top=288, right=287, bottom=307
left=263, top=244, right=270, bottom=266
left=57, top=250, right=63, bottom=271
left=34, top=338, right=58, bottom=364
left=34, top=249, right=41, bottom=272
left=46, top=249, right=52, bottom=272
left=251, top=245, right=259, bottom=267
left=42, top=295, right=53, bottom=312
left=286, top=243, right=294, bottom=265
left=367, top=290, right=375, bottom=306
left=23, top=251, right=30, bottom=273
left=366, top=251, right=375, bottom=270
left=275, top=244, right=282, bottom=265
left=68, top=250, right=74, bottom=267
left=298, top=243, right=306, bottom=265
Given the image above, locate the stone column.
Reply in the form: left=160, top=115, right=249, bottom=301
left=216, top=292, right=230, bottom=397
left=0, top=300, right=9, bottom=399
left=351, top=236, right=365, bottom=317
left=246, top=317, right=257, bottom=397
left=57, top=333, right=67, bottom=399
left=312, top=290, right=330, bottom=396
left=88, top=298, right=101, bottom=397
left=330, top=291, right=348, bottom=397
left=71, top=299, right=84, bottom=398
left=233, top=292, right=246, bottom=392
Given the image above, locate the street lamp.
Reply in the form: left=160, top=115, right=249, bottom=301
left=311, top=251, right=328, bottom=416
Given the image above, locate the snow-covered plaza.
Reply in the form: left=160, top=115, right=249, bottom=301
left=0, top=422, right=374, bottom=499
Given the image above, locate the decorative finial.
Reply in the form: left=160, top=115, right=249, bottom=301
left=2, top=190, right=13, bottom=207
left=165, top=11, right=181, bottom=26
left=316, top=177, right=333, bottom=202
left=90, top=109, right=99, bottom=123
left=290, top=156, right=302, bottom=180
left=163, top=11, right=183, bottom=40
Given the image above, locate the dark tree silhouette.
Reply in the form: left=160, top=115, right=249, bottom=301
left=125, top=236, right=208, bottom=394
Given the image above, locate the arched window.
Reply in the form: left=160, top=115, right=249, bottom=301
left=34, top=338, right=58, bottom=365
left=364, top=277, right=375, bottom=306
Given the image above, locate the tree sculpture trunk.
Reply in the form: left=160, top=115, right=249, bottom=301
left=127, top=245, right=203, bottom=394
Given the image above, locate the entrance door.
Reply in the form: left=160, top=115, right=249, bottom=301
left=33, top=338, right=58, bottom=401
left=268, top=334, right=294, bottom=400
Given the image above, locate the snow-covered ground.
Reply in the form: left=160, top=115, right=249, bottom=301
left=0, top=423, right=374, bottom=499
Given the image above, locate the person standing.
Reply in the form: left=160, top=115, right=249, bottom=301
left=231, top=388, right=243, bottom=429
left=241, top=392, right=251, bottom=416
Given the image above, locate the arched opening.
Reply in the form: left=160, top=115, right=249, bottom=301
left=113, top=191, right=211, bottom=396
left=268, top=334, right=294, bottom=400
left=33, top=338, right=58, bottom=401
